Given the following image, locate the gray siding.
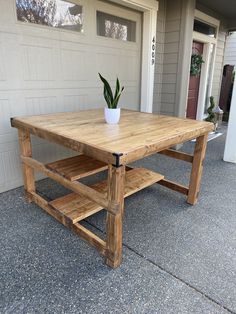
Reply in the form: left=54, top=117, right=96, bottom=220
left=153, top=0, right=166, bottom=113
left=154, top=0, right=183, bottom=115
left=161, top=0, right=182, bottom=115
left=224, top=32, right=236, bottom=65
left=155, top=0, right=228, bottom=115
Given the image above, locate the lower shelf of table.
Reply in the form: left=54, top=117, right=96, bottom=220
left=49, top=167, right=164, bottom=224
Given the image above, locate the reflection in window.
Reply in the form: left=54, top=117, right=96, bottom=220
left=194, top=19, right=216, bottom=38
left=97, top=11, right=136, bottom=42
left=16, top=0, right=83, bottom=32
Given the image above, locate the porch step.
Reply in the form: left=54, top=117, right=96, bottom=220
left=46, top=155, right=108, bottom=181
left=49, top=168, right=164, bottom=224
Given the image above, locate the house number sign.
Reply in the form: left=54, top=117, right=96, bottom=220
left=152, top=37, right=156, bottom=65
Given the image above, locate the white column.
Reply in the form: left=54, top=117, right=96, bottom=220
left=140, top=9, right=157, bottom=113
left=223, top=77, right=236, bottom=163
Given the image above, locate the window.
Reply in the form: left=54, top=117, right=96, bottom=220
left=194, top=19, right=216, bottom=38
left=97, top=11, right=136, bottom=42
left=16, top=0, right=83, bottom=32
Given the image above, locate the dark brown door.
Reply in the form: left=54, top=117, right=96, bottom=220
left=219, top=65, right=234, bottom=112
left=187, top=41, right=204, bottom=119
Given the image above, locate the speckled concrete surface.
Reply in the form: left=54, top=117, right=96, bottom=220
left=1, top=127, right=235, bottom=313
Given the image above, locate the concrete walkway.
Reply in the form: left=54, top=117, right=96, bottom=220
left=1, top=128, right=236, bottom=314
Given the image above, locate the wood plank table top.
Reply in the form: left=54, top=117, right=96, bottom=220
left=11, top=109, right=214, bottom=165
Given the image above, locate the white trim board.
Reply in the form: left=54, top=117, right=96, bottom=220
left=194, top=10, right=220, bottom=29
left=192, top=10, right=220, bottom=121
left=111, top=0, right=158, bottom=11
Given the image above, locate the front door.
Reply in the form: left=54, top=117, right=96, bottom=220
left=187, top=41, right=204, bottom=119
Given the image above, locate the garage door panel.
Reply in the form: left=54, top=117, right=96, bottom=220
left=96, top=51, right=140, bottom=83
left=63, top=94, right=88, bottom=111
left=94, top=1, right=141, bottom=103
left=95, top=52, right=119, bottom=78
left=0, top=133, right=17, bottom=146
left=0, top=43, right=6, bottom=81
left=25, top=96, right=58, bottom=115
left=0, top=99, right=12, bottom=134
left=61, top=48, right=87, bottom=81
left=119, top=55, right=140, bottom=82
left=0, top=0, right=142, bottom=192
left=94, top=37, right=141, bottom=50
left=0, top=150, right=22, bottom=182
left=22, top=44, right=55, bottom=82
left=121, top=88, right=140, bottom=111
left=95, top=0, right=142, bottom=44
left=87, top=89, right=104, bottom=108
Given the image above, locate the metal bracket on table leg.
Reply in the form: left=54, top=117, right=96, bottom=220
left=112, top=153, right=123, bottom=168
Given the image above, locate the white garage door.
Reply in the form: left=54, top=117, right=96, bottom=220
left=0, top=0, right=142, bottom=193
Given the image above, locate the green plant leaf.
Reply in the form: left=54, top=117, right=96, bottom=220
left=113, top=95, right=120, bottom=108
left=114, top=77, right=120, bottom=101
left=113, top=86, right=124, bottom=108
left=103, top=86, right=111, bottom=108
left=99, top=73, right=113, bottom=106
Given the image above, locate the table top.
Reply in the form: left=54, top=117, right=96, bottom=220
left=11, top=109, right=213, bottom=165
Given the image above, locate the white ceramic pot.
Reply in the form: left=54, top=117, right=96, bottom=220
left=104, top=107, right=120, bottom=124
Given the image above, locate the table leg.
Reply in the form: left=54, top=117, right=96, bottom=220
left=106, top=165, right=125, bottom=268
left=187, top=134, right=208, bottom=205
left=18, top=129, right=35, bottom=202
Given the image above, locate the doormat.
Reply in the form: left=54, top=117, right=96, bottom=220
left=191, top=132, right=223, bottom=142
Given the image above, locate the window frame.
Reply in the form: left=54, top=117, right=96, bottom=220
left=96, top=10, right=137, bottom=43
left=14, top=0, right=85, bottom=35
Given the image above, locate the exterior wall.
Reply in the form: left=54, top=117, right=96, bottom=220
left=154, top=0, right=228, bottom=116
left=160, top=0, right=182, bottom=115
left=224, top=32, right=236, bottom=65
left=154, top=0, right=195, bottom=117
left=153, top=0, right=166, bottom=113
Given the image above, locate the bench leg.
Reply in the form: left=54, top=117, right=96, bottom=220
left=187, top=134, right=208, bottom=205
left=18, top=129, right=35, bottom=202
left=106, top=165, right=125, bottom=268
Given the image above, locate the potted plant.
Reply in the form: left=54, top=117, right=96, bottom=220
left=99, top=73, right=124, bottom=124
left=205, top=96, right=217, bottom=131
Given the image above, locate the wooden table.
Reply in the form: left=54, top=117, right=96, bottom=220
left=11, top=109, right=213, bottom=268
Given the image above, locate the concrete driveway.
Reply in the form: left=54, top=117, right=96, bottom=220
left=1, top=128, right=236, bottom=314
